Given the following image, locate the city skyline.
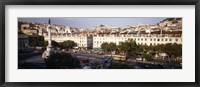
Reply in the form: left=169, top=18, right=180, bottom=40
left=18, top=17, right=182, bottom=69
left=18, top=17, right=168, bottom=29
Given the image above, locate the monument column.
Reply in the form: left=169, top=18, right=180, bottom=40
left=47, top=18, right=53, bottom=52
left=48, top=25, right=52, bottom=47
left=42, top=18, right=54, bottom=59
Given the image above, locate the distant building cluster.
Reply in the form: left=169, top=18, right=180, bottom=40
left=18, top=18, right=182, bottom=49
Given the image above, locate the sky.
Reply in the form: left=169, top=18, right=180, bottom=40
left=18, top=17, right=167, bottom=29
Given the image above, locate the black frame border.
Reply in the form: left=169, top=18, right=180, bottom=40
left=0, top=0, right=200, bottom=87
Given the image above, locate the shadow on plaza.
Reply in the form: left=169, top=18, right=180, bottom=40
left=18, top=62, right=47, bottom=69
left=18, top=51, right=47, bottom=69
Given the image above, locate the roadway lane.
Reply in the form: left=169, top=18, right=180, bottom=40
left=18, top=52, right=46, bottom=69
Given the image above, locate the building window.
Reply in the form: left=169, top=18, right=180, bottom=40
left=161, top=39, right=163, bottom=41
left=141, top=38, right=143, bottom=41
left=169, top=39, right=172, bottom=41
left=145, top=38, right=147, bottom=41
left=176, top=39, right=178, bottom=41
left=165, top=39, right=168, bottom=41
left=150, top=39, right=152, bottom=41
left=157, top=39, right=160, bottom=41
left=138, top=38, right=140, bottom=41
left=154, top=38, right=156, bottom=41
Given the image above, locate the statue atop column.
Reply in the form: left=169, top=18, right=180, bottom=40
left=42, top=18, right=54, bottom=59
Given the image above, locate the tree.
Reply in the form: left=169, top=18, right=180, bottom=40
left=51, top=40, right=59, bottom=47
left=118, top=41, right=129, bottom=54
left=44, top=41, right=48, bottom=47
left=28, top=35, right=45, bottom=47
left=108, top=42, right=117, bottom=53
left=61, top=40, right=77, bottom=49
left=101, top=42, right=117, bottom=54
left=101, top=42, right=109, bottom=53
left=163, top=43, right=182, bottom=58
left=154, top=44, right=165, bottom=52
left=46, top=52, right=81, bottom=69
left=118, top=39, right=138, bottom=56
left=44, top=40, right=61, bottom=48
left=141, top=53, right=153, bottom=61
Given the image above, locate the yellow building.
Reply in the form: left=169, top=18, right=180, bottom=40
left=20, top=23, right=38, bottom=35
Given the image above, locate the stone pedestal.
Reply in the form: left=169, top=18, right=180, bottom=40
left=46, top=46, right=54, bottom=52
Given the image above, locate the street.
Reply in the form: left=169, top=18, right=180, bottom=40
left=18, top=50, right=181, bottom=69
left=18, top=52, right=47, bottom=69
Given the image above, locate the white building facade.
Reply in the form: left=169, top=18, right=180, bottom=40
left=44, top=35, right=93, bottom=49
left=92, top=33, right=182, bottom=48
